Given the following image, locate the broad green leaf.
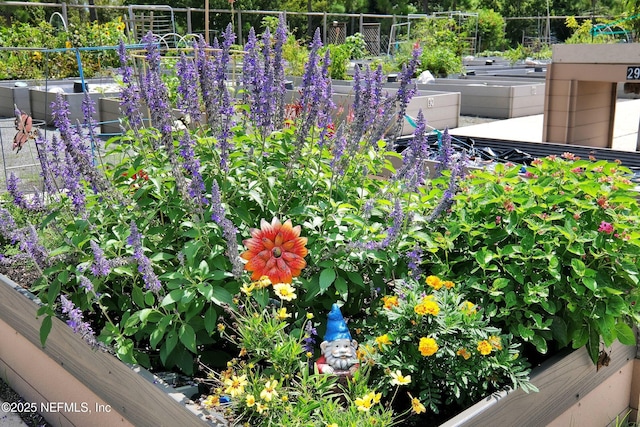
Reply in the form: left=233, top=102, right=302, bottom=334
left=204, top=306, right=218, bottom=335
left=40, top=315, right=52, bottom=348
left=179, top=324, right=197, bottom=353
left=319, top=268, right=336, bottom=292
left=615, top=322, right=636, bottom=346
left=161, top=289, right=185, bottom=307
left=571, top=258, right=586, bottom=277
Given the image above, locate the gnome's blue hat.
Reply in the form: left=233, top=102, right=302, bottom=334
left=324, top=303, right=352, bottom=342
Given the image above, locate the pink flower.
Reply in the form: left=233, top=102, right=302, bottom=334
left=495, top=216, right=502, bottom=224
left=598, top=221, right=614, bottom=234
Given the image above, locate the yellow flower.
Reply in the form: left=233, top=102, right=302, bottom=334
left=255, top=402, right=268, bottom=413
left=456, top=348, right=471, bottom=360
left=381, top=295, right=399, bottom=310
left=254, top=275, right=272, bottom=289
left=354, top=391, right=381, bottom=412
left=276, top=307, right=291, bottom=320
left=418, top=337, right=438, bottom=356
left=245, top=395, right=256, bottom=407
left=240, top=282, right=255, bottom=295
left=202, top=395, right=220, bottom=408
left=410, top=396, right=426, bottom=414
left=426, top=275, right=443, bottom=290
left=65, top=40, right=72, bottom=49
left=260, top=380, right=279, bottom=402
left=414, top=297, right=440, bottom=316
left=460, top=301, right=477, bottom=315
left=477, top=340, right=493, bottom=356
left=306, top=312, right=314, bottom=319
left=489, top=335, right=503, bottom=351
left=389, top=370, right=411, bottom=386
left=273, top=283, right=297, bottom=301
left=223, top=374, right=248, bottom=397
left=116, top=22, right=126, bottom=32
left=443, top=280, right=455, bottom=289
left=238, top=348, right=247, bottom=357
left=375, top=334, right=392, bottom=350
left=306, top=351, right=313, bottom=358
left=327, top=424, right=339, bottom=427
left=217, top=323, right=226, bottom=332
left=32, top=51, right=42, bottom=61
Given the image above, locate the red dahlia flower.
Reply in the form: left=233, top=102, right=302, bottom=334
left=240, top=218, right=308, bottom=283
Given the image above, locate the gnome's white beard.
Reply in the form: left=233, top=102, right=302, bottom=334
left=326, top=353, right=358, bottom=370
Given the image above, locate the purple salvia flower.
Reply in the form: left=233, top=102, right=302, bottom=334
left=428, top=149, right=465, bottom=221
left=303, top=321, right=317, bottom=353
left=362, top=199, right=374, bottom=220
left=436, top=128, right=454, bottom=175
left=81, top=92, right=97, bottom=144
left=272, top=15, right=288, bottom=126
left=90, top=240, right=111, bottom=277
left=59, top=294, right=97, bottom=346
left=209, top=181, right=243, bottom=278
left=406, top=245, right=423, bottom=279
left=176, top=53, right=202, bottom=124
left=117, top=39, right=144, bottom=130
left=7, top=172, right=28, bottom=209
left=241, top=28, right=259, bottom=108
left=128, top=221, right=162, bottom=293
left=390, top=47, right=421, bottom=143
left=330, top=125, right=348, bottom=175
left=0, top=208, right=18, bottom=243
left=78, top=275, right=94, bottom=292
left=178, top=132, right=207, bottom=206
left=19, top=225, right=49, bottom=270
left=196, top=37, right=217, bottom=127
left=35, top=135, right=58, bottom=195
left=394, top=110, right=430, bottom=191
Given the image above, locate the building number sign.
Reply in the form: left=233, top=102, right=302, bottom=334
left=627, top=66, right=640, bottom=80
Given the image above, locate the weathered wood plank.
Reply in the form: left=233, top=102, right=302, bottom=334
left=441, top=339, right=636, bottom=427
left=0, top=274, right=222, bottom=427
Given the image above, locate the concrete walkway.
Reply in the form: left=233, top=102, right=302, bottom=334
left=0, top=398, right=29, bottom=427
left=450, top=98, right=640, bottom=152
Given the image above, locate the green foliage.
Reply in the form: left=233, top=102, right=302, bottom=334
left=0, top=19, right=128, bottom=80
left=198, top=290, right=412, bottom=425
left=565, top=16, right=620, bottom=44
left=502, top=43, right=552, bottom=65
left=322, top=44, right=350, bottom=80
left=419, top=46, right=463, bottom=77
left=430, top=157, right=640, bottom=363
left=474, top=9, right=507, bottom=51
left=359, top=276, right=534, bottom=414
left=282, top=34, right=309, bottom=76
left=344, top=32, right=368, bottom=59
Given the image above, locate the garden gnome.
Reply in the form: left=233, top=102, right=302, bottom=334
left=316, top=304, right=359, bottom=375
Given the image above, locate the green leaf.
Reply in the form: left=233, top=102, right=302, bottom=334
left=615, top=322, right=636, bottom=346
left=211, top=286, right=234, bottom=307
left=116, top=338, right=137, bottom=364
left=572, top=327, right=589, bottom=349
left=204, top=306, right=217, bottom=335
left=161, top=289, right=185, bottom=307
left=319, top=268, right=336, bottom=292
left=334, top=276, right=348, bottom=299
left=165, top=329, right=178, bottom=354
left=517, top=324, right=534, bottom=339
left=150, top=252, right=175, bottom=262
left=582, top=277, right=596, bottom=292
left=571, top=258, right=586, bottom=277
left=132, top=286, right=145, bottom=308
left=179, top=324, right=197, bottom=353
left=550, top=317, right=569, bottom=347
left=40, top=315, right=52, bottom=348
left=530, top=335, right=548, bottom=354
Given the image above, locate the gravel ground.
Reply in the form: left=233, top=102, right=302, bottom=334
left=0, top=378, right=51, bottom=427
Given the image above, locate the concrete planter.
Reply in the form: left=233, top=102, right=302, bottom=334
left=0, top=274, right=223, bottom=427
left=441, top=339, right=639, bottom=427
left=0, top=81, right=34, bottom=117
left=29, top=79, right=120, bottom=125
left=99, top=97, right=124, bottom=136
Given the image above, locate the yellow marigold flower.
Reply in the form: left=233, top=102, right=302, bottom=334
left=456, top=348, right=471, bottom=360
left=477, top=340, right=493, bottom=356
left=375, top=334, right=392, bottom=350
left=223, top=374, right=248, bottom=397
left=273, top=283, right=297, bottom=301
left=414, top=298, right=440, bottom=316
left=202, top=394, right=220, bottom=408
left=381, top=295, right=399, bottom=310
left=276, top=307, right=291, bottom=320
left=489, top=335, right=503, bottom=351
left=426, top=275, right=443, bottom=290
left=245, top=395, right=256, bottom=407
left=240, top=282, right=255, bottom=295
left=255, top=402, right=268, bottom=413
left=254, top=275, right=272, bottom=289
left=443, top=280, right=455, bottom=289
left=460, top=301, right=477, bottom=314
left=410, top=395, right=426, bottom=414
left=389, top=370, right=411, bottom=386
left=260, top=380, right=279, bottom=402
left=419, top=337, right=438, bottom=356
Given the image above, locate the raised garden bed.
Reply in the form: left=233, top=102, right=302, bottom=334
left=0, top=274, right=225, bottom=427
